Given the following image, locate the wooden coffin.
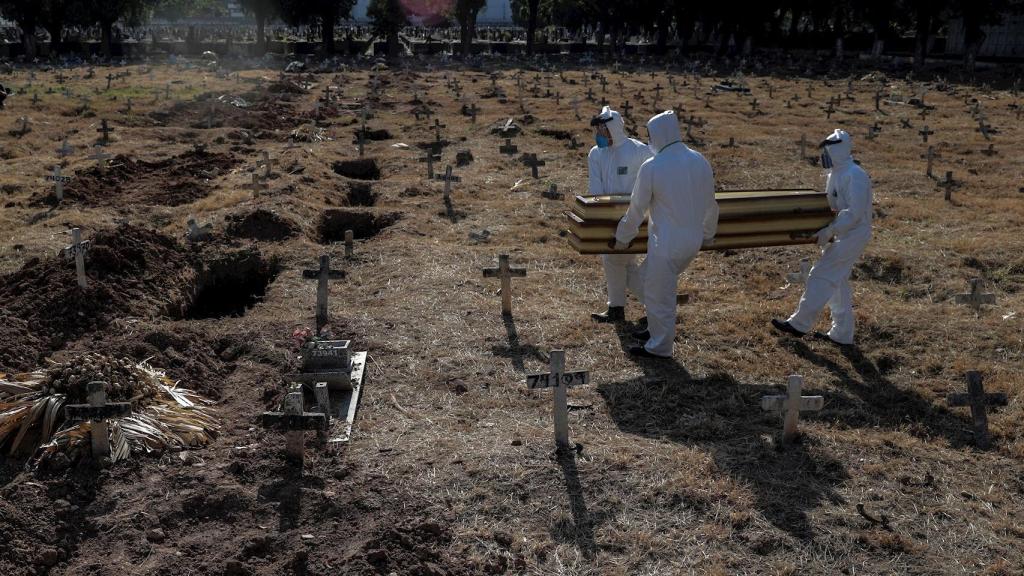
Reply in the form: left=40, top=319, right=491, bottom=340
left=572, top=189, right=830, bottom=221
left=565, top=210, right=832, bottom=240
left=568, top=231, right=816, bottom=255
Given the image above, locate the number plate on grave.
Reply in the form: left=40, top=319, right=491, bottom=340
left=526, top=371, right=590, bottom=389
left=301, top=340, right=351, bottom=372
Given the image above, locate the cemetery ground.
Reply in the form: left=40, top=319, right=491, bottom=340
left=0, top=60, right=1022, bottom=575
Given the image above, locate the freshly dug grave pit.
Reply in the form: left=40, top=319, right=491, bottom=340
left=333, top=158, right=381, bottom=180
left=225, top=209, right=300, bottom=241
left=150, top=96, right=296, bottom=132
left=32, top=149, right=240, bottom=207
left=353, top=127, right=392, bottom=141
left=315, top=209, right=401, bottom=243
left=346, top=182, right=379, bottom=206
left=0, top=224, right=194, bottom=372
left=181, top=249, right=280, bottom=319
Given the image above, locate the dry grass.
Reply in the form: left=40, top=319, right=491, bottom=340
left=0, top=61, right=1022, bottom=575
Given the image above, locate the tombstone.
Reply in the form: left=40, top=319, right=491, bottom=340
left=482, top=254, right=527, bottom=316
left=499, top=138, right=518, bottom=156
left=918, top=125, right=934, bottom=143
left=257, top=151, right=277, bottom=177
left=87, top=146, right=111, bottom=173
left=302, top=255, right=346, bottom=334
left=64, top=381, right=132, bottom=459
left=542, top=183, right=564, bottom=200
left=247, top=173, right=269, bottom=196
left=59, top=227, right=91, bottom=289
left=434, top=165, right=461, bottom=201
left=261, top=384, right=327, bottom=463
left=523, top=153, right=546, bottom=179
left=786, top=258, right=811, bottom=285
left=761, top=375, right=823, bottom=443
left=946, top=371, right=1007, bottom=449
left=186, top=218, right=213, bottom=242
left=419, top=149, right=441, bottom=179
left=526, top=350, right=590, bottom=450
left=955, top=278, right=995, bottom=312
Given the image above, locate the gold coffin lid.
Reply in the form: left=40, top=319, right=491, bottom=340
left=565, top=211, right=833, bottom=240
left=573, top=189, right=830, bottom=221
left=567, top=231, right=816, bottom=255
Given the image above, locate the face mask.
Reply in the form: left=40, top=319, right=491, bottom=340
left=820, top=149, right=833, bottom=169
left=595, top=134, right=610, bottom=148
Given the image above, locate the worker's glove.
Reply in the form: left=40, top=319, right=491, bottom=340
left=815, top=225, right=835, bottom=249
left=609, top=239, right=630, bottom=251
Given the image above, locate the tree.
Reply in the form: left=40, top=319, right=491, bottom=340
left=239, top=0, right=277, bottom=53
left=450, top=0, right=486, bottom=57
left=0, top=0, right=42, bottom=57
left=367, top=0, right=407, bottom=59
left=278, top=0, right=356, bottom=54
left=80, top=0, right=149, bottom=57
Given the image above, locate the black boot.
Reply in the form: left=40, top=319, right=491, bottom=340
left=771, top=319, right=806, bottom=338
left=591, top=306, right=625, bottom=323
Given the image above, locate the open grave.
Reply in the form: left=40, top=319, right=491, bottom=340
left=179, top=249, right=281, bottom=320
left=332, top=158, right=381, bottom=180
left=314, top=209, right=401, bottom=244
left=225, top=209, right=301, bottom=241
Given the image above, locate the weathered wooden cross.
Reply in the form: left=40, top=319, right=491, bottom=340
left=955, top=278, right=996, bottom=312
left=761, top=375, right=823, bottom=443
left=620, top=100, right=632, bottom=118
left=257, top=151, right=277, bottom=177
left=542, top=183, right=564, bottom=200
left=96, top=119, right=114, bottom=145
left=922, top=146, right=936, bottom=178
left=526, top=350, right=589, bottom=449
left=918, top=125, right=934, bottom=143
left=939, top=171, right=956, bottom=201
left=61, top=227, right=91, bottom=288
left=946, top=371, right=1007, bottom=449
left=186, top=218, right=213, bottom=242
left=64, top=381, right=132, bottom=459
left=49, top=165, right=71, bottom=200
left=483, top=254, right=527, bottom=316
left=419, top=149, right=441, bottom=178
left=302, top=255, right=346, bottom=334
left=87, top=145, right=111, bottom=172
left=261, top=384, right=327, bottom=463
left=499, top=138, right=518, bottom=156
left=247, top=173, right=268, bottom=196
left=433, top=118, right=446, bottom=141
left=523, top=153, right=546, bottom=179
left=435, top=165, right=460, bottom=200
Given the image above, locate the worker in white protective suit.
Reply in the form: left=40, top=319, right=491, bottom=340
left=614, top=111, right=719, bottom=358
left=588, top=106, right=654, bottom=323
left=772, top=129, right=872, bottom=346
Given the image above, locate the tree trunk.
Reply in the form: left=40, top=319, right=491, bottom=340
left=46, top=22, right=61, bottom=53
left=19, top=17, right=37, bottom=58
left=256, top=15, right=266, bottom=54
left=460, top=17, right=471, bottom=56
left=101, top=19, right=114, bottom=58
left=962, top=14, right=986, bottom=76
left=913, top=7, right=931, bottom=71
left=321, top=9, right=336, bottom=53
left=526, top=0, right=539, bottom=55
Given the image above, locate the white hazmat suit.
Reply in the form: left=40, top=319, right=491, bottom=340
left=615, top=111, right=719, bottom=357
left=783, top=129, right=872, bottom=345
left=588, top=107, right=654, bottom=314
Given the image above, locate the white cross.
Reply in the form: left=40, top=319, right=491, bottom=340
left=186, top=218, right=213, bottom=242
left=761, top=375, right=823, bottom=443
left=955, top=279, right=995, bottom=312
left=87, top=146, right=111, bottom=172
left=482, top=254, right=527, bottom=316
left=60, top=227, right=91, bottom=288
left=257, top=151, right=277, bottom=177
left=525, top=350, right=590, bottom=449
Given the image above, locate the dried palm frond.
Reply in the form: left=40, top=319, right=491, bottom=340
left=0, top=353, right=219, bottom=465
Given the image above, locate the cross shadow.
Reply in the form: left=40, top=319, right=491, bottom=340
left=257, top=459, right=311, bottom=531
left=598, top=369, right=848, bottom=541
left=549, top=450, right=599, bottom=558
left=441, top=196, right=465, bottom=223
left=780, top=338, right=975, bottom=448
left=490, top=314, right=544, bottom=372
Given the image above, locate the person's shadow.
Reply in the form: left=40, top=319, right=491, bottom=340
left=598, top=322, right=848, bottom=540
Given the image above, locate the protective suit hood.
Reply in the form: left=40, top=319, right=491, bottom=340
left=592, top=106, right=628, bottom=148
left=821, top=129, right=853, bottom=170
left=647, top=111, right=683, bottom=153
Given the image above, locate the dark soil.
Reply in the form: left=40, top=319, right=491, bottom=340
left=225, top=209, right=301, bottom=242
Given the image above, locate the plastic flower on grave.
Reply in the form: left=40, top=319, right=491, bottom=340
left=0, top=352, right=219, bottom=467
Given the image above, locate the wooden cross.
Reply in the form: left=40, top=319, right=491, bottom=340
left=568, top=136, right=581, bottom=150
left=205, top=102, right=216, bottom=129
left=64, top=381, right=132, bottom=459
left=49, top=165, right=71, bottom=200
left=56, top=70, right=65, bottom=84
left=900, top=117, right=913, bottom=129
left=344, top=230, right=354, bottom=258
left=939, top=171, right=956, bottom=201
left=723, top=136, right=737, bottom=148
left=874, top=90, right=882, bottom=111
left=105, top=73, right=114, bottom=90
left=918, top=125, right=934, bottom=143
left=123, top=97, right=133, bottom=115
left=955, top=278, right=995, bottom=312
left=586, top=87, right=594, bottom=101
left=482, top=254, right=527, bottom=316
left=257, top=151, right=276, bottom=177
left=946, top=371, right=1007, bottom=449
left=922, top=146, right=936, bottom=178
left=419, top=149, right=440, bottom=178
left=16, top=116, right=31, bottom=135
left=761, top=375, right=823, bottom=443
left=825, top=101, right=835, bottom=119
left=467, top=102, right=478, bottom=123
left=96, top=119, right=114, bottom=145
left=621, top=100, right=632, bottom=118
left=302, top=255, right=346, bottom=334
left=526, top=350, right=590, bottom=449
left=247, top=173, right=268, bottom=196
left=61, top=227, right=91, bottom=288
left=261, top=384, right=327, bottom=463
left=31, top=92, right=40, bottom=107
left=186, top=218, right=213, bottom=242
left=87, top=146, right=111, bottom=173
left=165, top=83, right=171, bottom=99
left=977, top=117, right=992, bottom=140
left=981, top=143, right=997, bottom=157
left=433, top=118, right=446, bottom=141
left=523, top=153, right=546, bottom=179
left=799, top=134, right=807, bottom=159
left=570, top=97, right=581, bottom=120
left=786, top=258, right=811, bottom=285
left=499, top=138, right=518, bottom=156
left=434, top=165, right=460, bottom=200
left=542, top=183, right=564, bottom=200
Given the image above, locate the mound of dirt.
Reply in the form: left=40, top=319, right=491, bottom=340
left=0, top=224, right=194, bottom=372
left=226, top=209, right=300, bottom=241
left=150, top=96, right=297, bottom=132
left=33, top=149, right=239, bottom=207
